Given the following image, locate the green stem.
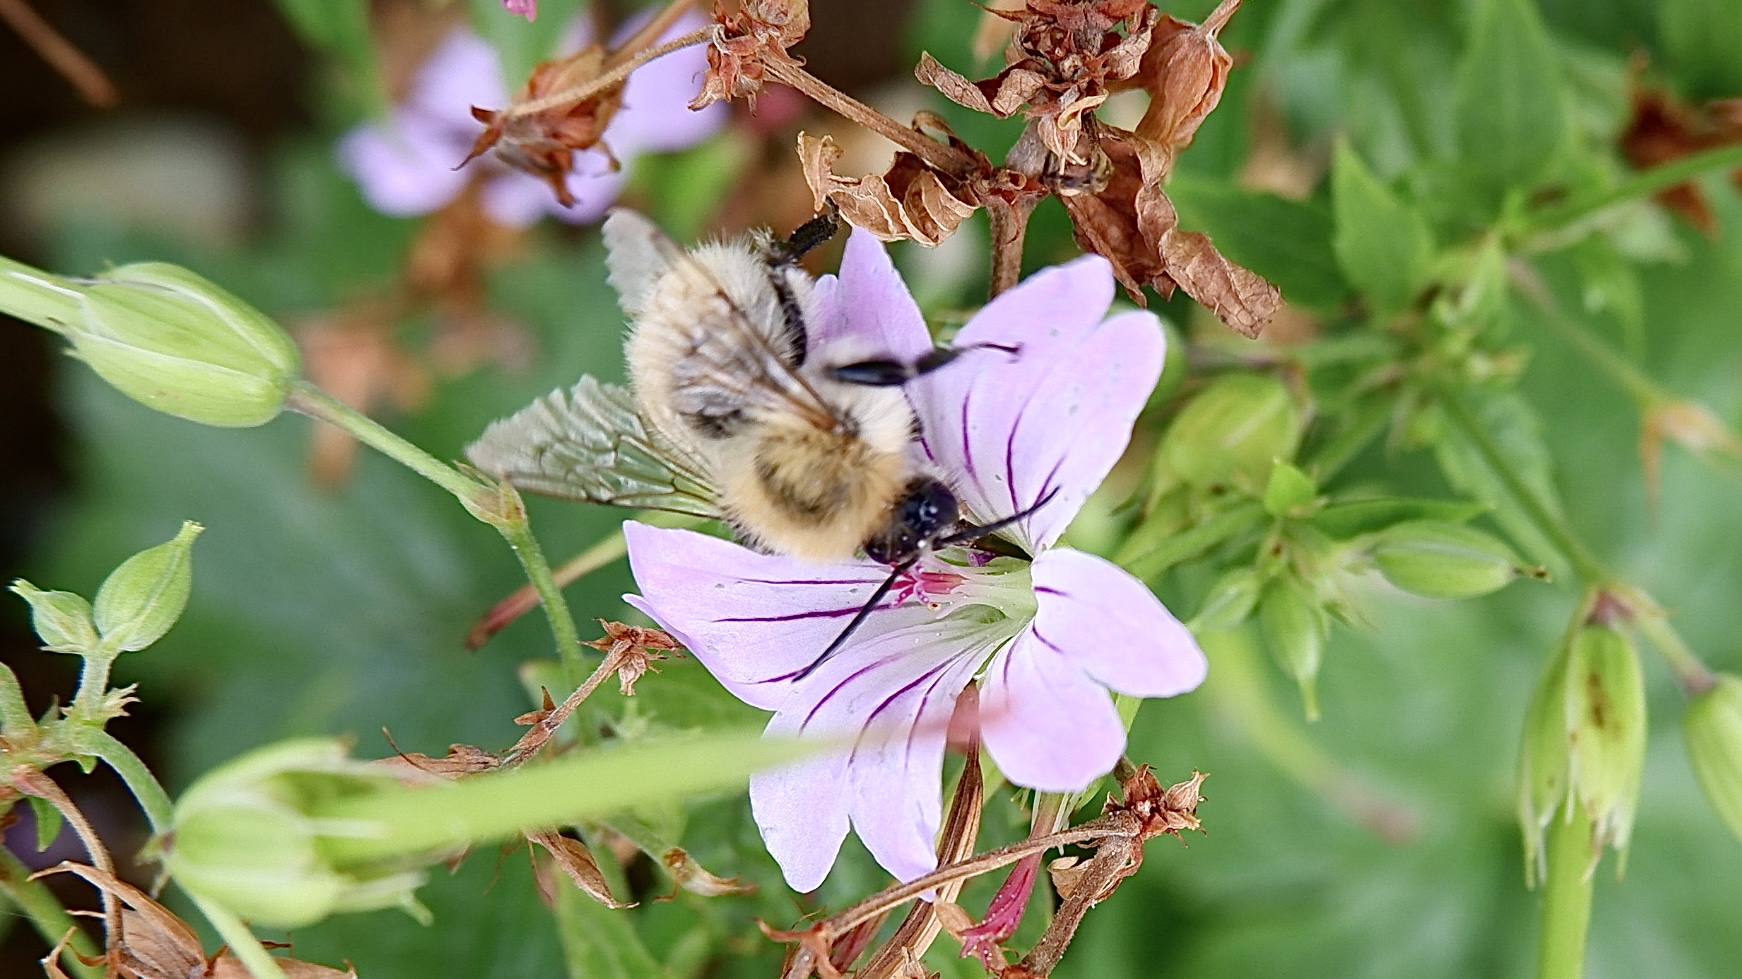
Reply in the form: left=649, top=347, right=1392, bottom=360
left=0, top=661, right=34, bottom=738
left=67, top=645, right=117, bottom=723
left=1524, top=142, right=1742, bottom=238
left=1116, top=499, right=1267, bottom=580
left=0, top=255, right=82, bottom=334
left=1308, top=392, right=1396, bottom=484
left=1518, top=282, right=1659, bottom=405
left=1536, top=801, right=1595, bottom=979
left=0, top=848, right=105, bottom=979
left=72, top=728, right=176, bottom=833
left=286, top=382, right=584, bottom=678
left=1441, top=394, right=1608, bottom=584
left=187, top=891, right=290, bottom=979
left=1629, top=610, right=1717, bottom=698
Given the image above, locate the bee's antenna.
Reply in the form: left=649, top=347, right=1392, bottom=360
left=779, top=488, right=1062, bottom=683
left=780, top=556, right=917, bottom=683
left=939, top=486, right=1061, bottom=548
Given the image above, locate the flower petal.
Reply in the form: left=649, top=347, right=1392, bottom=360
left=624, top=522, right=919, bottom=709
left=807, top=228, right=935, bottom=361
left=913, top=257, right=1164, bottom=550
left=409, top=30, right=509, bottom=121
left=336, top=115, right=471, bottom=217
left=1031, top=548, right=1206, bottom=697
left=749, top=711, right=852, bottom=892
left=979, top=625, right=1126, bottom=792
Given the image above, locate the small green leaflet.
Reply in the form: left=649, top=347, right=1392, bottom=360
left=466, top=375, right=719, bottom=518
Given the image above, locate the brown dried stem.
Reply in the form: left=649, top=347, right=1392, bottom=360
left=985, top=194, right=1038, bottom=298
left=501, top=26, right=714, bottom=120
left=0, top=0, right=117, bottom=107
left=764, top=59, right=980, bottom=180
left=11, top=768, right=122, bottom=966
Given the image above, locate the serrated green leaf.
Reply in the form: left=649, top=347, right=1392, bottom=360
left=1453, top=0, right=1572, bottom=191
left=1332, top=141, right=1437, bottom=315
left=1166, top=175, right=1351, bottom=312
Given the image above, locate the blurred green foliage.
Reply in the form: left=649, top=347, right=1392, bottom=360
left=7, top=0, right=1742, bottom=975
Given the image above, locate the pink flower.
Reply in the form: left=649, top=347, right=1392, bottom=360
left=503, top=0, right=536, bottom=21
left=336, top=14, right=724, bottom=227
left=623, top=230, right=1207, bottom=891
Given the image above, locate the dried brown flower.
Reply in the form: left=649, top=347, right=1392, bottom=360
left=1619, top=72, right=1742, bottom=234
left=692, top=0, right=812, bottom=109
left=464, top=43, right=627, bottom=207
left=798, top=132, right=981, bottom=246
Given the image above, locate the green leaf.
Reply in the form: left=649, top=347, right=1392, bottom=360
left=1263, top=461, right=1318, bottom=518
left=27, top=796, right=64, bottom=853
left=271, top=0, right=388, bottom=117
left=1659, top=0, right=1742, bottom=100
left=1331, top=141, right=1436, bottom=315
left=1166, top=175, right=1351, bottom=312
left=555, top=858, right=676, bottom=979
left=1309, top=497, right=1491, bottom=540
left=1452, top=0, right=1572, bottom=191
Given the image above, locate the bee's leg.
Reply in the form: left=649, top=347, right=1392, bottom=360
left=829, top=341, right=1023, bottom=387
left=781, top=206, right=841, bottom=260
left=779, top=555, right=918, bottom=682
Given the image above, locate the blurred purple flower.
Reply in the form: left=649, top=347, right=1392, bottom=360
left=503, top=0, right=537, bottom=21
left=624, top=230, right=1207, bottom=891
left=337, top=13, right=724, bottom=227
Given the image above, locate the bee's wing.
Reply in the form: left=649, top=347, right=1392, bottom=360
left=605, top=208, right=843, bottom=432
left=466, top=376, right=720, bottom=517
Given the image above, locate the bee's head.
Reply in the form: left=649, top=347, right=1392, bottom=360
left=864, top=477, right=959, bottom=565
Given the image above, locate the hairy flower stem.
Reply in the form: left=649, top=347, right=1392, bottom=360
left=1510, top=267, right=1668, bottom=406
left=71, top=729, right=175, bottom=833
left=986, top=195, right=1038, bottom=298
left=764, top=60, right=979, bottom=180
left=286, top=382, right=586, bottom=680
left=1523, top=142, right=1742, bottom=242
left=1536, top=801, right=1595, bottom=979
left=11, top=768, right=121, bottom=963
left=0, top=0, right=116, bottom=107
left=0, top=849, right=104, bottom=979
left=1440, top=393, right=1608, bottom=584
left=499, top=644, right=637, bottom=767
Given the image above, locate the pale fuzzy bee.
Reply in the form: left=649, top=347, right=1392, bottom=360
left=468, top=209, right=1042, bottom=667
left=603, top=209, right=942, bottom=562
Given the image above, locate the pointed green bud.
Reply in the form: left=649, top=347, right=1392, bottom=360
left=1683, top=674, right=1742, bottom=844
left=1262, top=461, right=1318, bottom=518
left=1518, top=638, right=1573, bottom=880
left=165, top=738, right=431, bottom=929
left=1258, top=575, right=1328, bottom=720
left=9, top=580, right=99, bottom=654
left=1161, top=374, right=1303, bottom=492
left=1565, top=624, right=1646, bottom=855
left=92, top=521, right=201, bottom=653
left=1190, top=567, right=1262, bottom=633
left=62, top=262, right=300, bottom=427
left=1371, top=520, right=1529, bottom=599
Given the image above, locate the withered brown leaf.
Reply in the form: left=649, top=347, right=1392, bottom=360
left=797, top=133, right=980, bottom=246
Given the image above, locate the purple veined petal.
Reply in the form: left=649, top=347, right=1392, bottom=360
left=807, top=228, right=935, bottom=361
left=843, top=643, right=987, bottom=883
left=978, top=622, right=1128, bottom=792
left=913, top=258, right=1163, bottom=550
left=607, top=11, right=727, bottom=154
left=336, top=113, right=471, bottom=216
left=1031, top=547, right=1207, bottom=698
left=409, top=29, right=510, bottom=123
left=624, top=522, right=927, bottom=709
left=749, top=710, right=852, bottom=892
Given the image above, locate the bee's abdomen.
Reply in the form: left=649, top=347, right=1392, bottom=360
left=720, top=427, right=907, bottom=561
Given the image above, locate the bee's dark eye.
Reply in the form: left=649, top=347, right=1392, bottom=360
left=864, top=478, right=959, bottom=565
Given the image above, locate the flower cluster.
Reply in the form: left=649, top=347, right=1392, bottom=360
left=338, top=14, right=724, bottom=227
left=625, top=229, right=1206, bottom=889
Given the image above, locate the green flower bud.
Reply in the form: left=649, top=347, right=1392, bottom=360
left=92, top=521, right=201, bottom=653
left=1565, top=624, right=1646, bottom=854
left=64, top=262, right=300, bottom=427
left=1683, top=674, right=1742, bottom=844
left=1258, top=575, right=1328, bottom=720
left=1161, top=374, right=1303, bottom=492
left=1517, top=624, right=1647, bottom=879
left=165, top=738, right=431, bottom=929
left=1261, top=460, right=1318, bottom=518
left=9, top=580, right=98, bottom=654
left=1371, top=520, right=1526, bottom=599
left=1190, top=567, right=1261, bottom=633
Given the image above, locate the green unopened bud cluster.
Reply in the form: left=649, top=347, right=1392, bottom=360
left=1683, top=674, right=1742, bottom=844
left=164, top=738, right=432, bottom=929
left=5, top=258, right=300, bottom=427
left=1518, top=622, right=1647, bottom=881
left=11, top=521, right=201, bottom=661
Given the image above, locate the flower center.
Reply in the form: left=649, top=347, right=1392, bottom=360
left=889, top=549, right=1038, bottom=639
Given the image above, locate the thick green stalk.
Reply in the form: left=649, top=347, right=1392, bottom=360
left=0, top=848, right=105, bottom=979
left=72, top=728, right=175, bottom=833
left=1536, top=802, right=1595, bottom=979
left=1441, top=394, right=1608, bottom=584
left=0, top=255, right=82, bottom=334
left=187, top=892, right=289, bottom=979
